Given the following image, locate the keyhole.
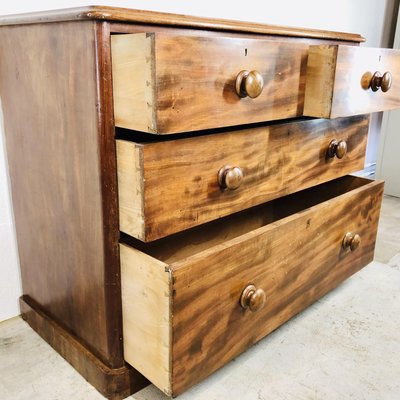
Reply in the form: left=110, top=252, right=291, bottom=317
left=245, top=48, right=248, bottom=56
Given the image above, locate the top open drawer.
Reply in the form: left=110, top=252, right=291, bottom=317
left=111, top=34, right=400, bottom=134
left=111, top=33, right=309, bottom=134
left=304, top=45, right=400, bottom=118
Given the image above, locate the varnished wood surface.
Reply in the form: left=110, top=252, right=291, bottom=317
left=109, top=22, right=361, bottom=46
left=170, top=177, right=383, bottom=394
left=117, top=116, right=369, bottom=241
left=0, top=21, right=122, bottom=368
left=304, top=45, right=400, bottom=118
left=95, top=21, right=127, bottom=371
left=0, top=5, right=364, bottom=42
left=0, top=8, right=378, bottom=399
left=122, top=176, right=380, bottom=264
left=20, top=296, right=149, bottom=400
left=112, top=32, right=310, bottom=134
left=121, top=176, right=384, bottom=395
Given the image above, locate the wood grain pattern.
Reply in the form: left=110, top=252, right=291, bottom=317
left=0, top=6, right=364, bottom=43
left=0, top=20, right=109, bottom=363
left=111, top=32, right=310, bottom=133
left=109, top=22, right=362, bottom=46
left=0, top=7, right=376, bottom=400
left=117, top=141, right=145, bottom=240
left=111, top=33, right=155, bottom=132
left=117, top=115, right=369, bottom=241
left=0, top=18, right=152, bottom=398
left=0, top=20, right=131, bottom=372
left=20, top=296, right=149, bottom=400
left=303, top=45, right=338, bottom=117
left=120, top=176, right=384, bottom=395
left=304, top=45, right=400, bottom=118
left=95, top=21, right=127, bottom=372
left=120, top=244, right=172, bottom=395
left=171, top=177, right=383, bottom=394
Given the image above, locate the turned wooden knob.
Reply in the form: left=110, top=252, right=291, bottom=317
left=328, top=139, right=347, bottom=159
left=342, top=232, right=361, bottom=251
left=235, top=70, right=264, bottom=98
left=218, top=165, right=243, bottom=190
left=240, top=285, right=266, bottom=312
left=370, top=71, right=392, bottom=92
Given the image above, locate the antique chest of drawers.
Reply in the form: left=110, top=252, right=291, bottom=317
left=0, top=6, right=397, bottom=399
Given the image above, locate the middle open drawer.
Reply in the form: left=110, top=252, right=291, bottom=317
left=117, top=115, right=368, bottom=242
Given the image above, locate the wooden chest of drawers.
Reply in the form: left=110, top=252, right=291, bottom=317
left=0, top=6, right=395, bottom=399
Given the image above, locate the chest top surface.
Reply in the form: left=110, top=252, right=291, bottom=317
left=0, top=5, right=364, bottom=42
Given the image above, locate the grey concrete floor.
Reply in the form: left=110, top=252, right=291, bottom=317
left=1, top=195, right=400, bottom=400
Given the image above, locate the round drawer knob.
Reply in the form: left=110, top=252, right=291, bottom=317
left=328, top=139, right=348, bottom=159
left=218, top=165, right=243, bottom=190
left=370, top=71, right=392, bottom=92
left=235, top=70, right=264, bottom=98
left=342, top=232, right=361, bottom=251
left=240, top=285, right=266, bottom=312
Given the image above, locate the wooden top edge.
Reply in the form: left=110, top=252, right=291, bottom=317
left=0, top=5, right=365, bottom=42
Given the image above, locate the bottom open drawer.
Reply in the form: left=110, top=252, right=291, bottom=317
left=120, top=176, right=383, bottom=396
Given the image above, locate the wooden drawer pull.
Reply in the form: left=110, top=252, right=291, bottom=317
left=240, top=284, right=266, bottom=312
left=235, top=70, right=264, bottom=98
left=327, top=139, right=347, bottom=159
left=370, top=71, right=392, bottom=92
left=342, top=232, right=361, bottom=251
left=218, top=165, right=243, bottom=190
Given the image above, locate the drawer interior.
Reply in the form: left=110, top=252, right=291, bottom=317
left=121, top=175, right=373, bottom=264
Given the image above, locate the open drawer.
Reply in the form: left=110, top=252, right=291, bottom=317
left=304, top=45, right=400, bottom=118
left=111, top=32, right=309, bottom=134
left=120, top=176, right=383, bottom=396
left=117, top=115, right=369, bottom=242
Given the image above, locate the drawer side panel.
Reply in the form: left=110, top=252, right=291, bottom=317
left=120, top=243, right=172, bottom=395
left=111, top=33, right=156, bottom=132
left=117, top=141, right=145, bottom=240
left=303, top=44, right=338, bottom=118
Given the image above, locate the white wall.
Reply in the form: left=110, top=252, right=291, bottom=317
left=377, top=8, right=400, bottom=196
left=0, top=0, right=397, bottom=321
left=0, top=99, right=21, bottom=321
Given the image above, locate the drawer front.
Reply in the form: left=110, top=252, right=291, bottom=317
left=120, top=176, right=384, bottom=395
left=304, top=45, right=400, bottom=118
left=117, top=115, right=369, bottom=241
left=111, top=32, right=308, bottom=134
